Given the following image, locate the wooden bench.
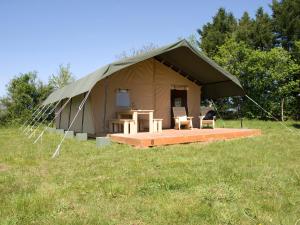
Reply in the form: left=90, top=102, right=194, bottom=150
left=109, top=119, right=136, bottom=134
left=153, top=119, right=163, bottom=133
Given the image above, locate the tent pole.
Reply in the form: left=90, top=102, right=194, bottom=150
left=26, top=103, right=53, bottom=133
left=26, top=103, right=54, bottom=136
left=103, top=78, right=108, bottom=133
left=67, top=98, right=73, bottom=128
left=29, top=100, right=62, bottom=139
left=81, top=93, right=86, bottom=133
left=52, top=90, right=91, bottom=158
left=34, top=98, right=71, bottom=144
left=153, top=59, right=156, bottom=117
left=58, top=101, right=63, bottom=129
left=23, top=104, right=46, bottom=133
left=24, top=104, right=50, bottom=134
left=25, top=104, right=49, bottom=133
left=20, top=104, right=42, bottom=130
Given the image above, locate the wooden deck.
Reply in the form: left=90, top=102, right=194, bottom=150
left=109, top=128, right=261, bottom=148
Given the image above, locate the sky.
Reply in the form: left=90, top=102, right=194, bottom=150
left=0, top=0, right=272, bottom=97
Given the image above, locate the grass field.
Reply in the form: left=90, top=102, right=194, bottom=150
left=0, top=120, right=300, bottom=225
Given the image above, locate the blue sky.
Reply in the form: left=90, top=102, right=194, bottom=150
left=0, top=0, right=272, bottom=97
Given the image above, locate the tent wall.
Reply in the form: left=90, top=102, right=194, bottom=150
left=55, top=102, right=62, bottom=128
left=59, top=99, right=71, bottom=130
left=69, top=94, right=84, bottom=132
left=82, top=97, right=95, bottom=135
left=55, top=94, right=95, bottom=135
left=154, top=59, right=201, bottom=128
left=90, top=58, right=201, bottom=135
left=90, top=80, right=105, bottom=135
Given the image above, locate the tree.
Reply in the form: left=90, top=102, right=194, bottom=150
left=293, top=40, right=300, bottom=64
left=196, top=5, right=300, bottom=120
left=235, top=12, right=255, bottom=47
left=186, top=34, right=199, bottom=49
left=116, top=43, right=158, bottom=59
left=272, top=0, right=300, bottom=51
left=197, top=8, right=237, bottom=57
left=214, top=38, right=299, bottom=120
left=213, top=38, right=253, bottom=117
left=198, top=7, right=275, bottom=52
left=251, top=7, right=275, bottom=50
left=233, top=9, right=274, bottom=50
left=178, top=34, right=200, bottom=50
left=49, top=64, right=75, bottom=89
left=0, top=72, right=52, bottom=124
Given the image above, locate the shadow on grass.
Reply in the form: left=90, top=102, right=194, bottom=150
left=292, top=124, right=300, bottom=129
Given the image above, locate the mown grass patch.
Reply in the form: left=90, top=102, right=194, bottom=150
left=0, top=120, right=300, bottom=224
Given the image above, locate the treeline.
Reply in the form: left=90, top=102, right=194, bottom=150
left=197, top=0, right=300, bottom=120
left=0, top=0, right=299, bottom=125
left=0, top=64, right=74, bottom=125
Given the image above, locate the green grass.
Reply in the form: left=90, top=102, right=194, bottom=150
left=0, top=120, right=300, bottom=225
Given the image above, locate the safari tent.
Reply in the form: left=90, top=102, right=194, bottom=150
left=42, top=40, right=244, bottom=137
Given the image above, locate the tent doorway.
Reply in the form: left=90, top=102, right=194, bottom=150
left=170, top=89, right=188, bottom=128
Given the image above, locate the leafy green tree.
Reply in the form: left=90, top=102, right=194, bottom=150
left=272, top=0, right=300, bottom=51
left=49, top=64, right=75, bottom=89
left=293, top=40, right=300, bottom=64
left=197, top=8, right=237, bottom=57
left=196, top=4, right=300, bottom=120
left=0, top=72, right=52, bottom=124
left=214, top=38, right=299, bottom=120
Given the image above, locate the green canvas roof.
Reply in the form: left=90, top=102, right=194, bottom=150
left=43, top=39, right=244, bottom=105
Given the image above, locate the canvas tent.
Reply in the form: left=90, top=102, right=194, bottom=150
left=43, top=39, right=244, bottom=136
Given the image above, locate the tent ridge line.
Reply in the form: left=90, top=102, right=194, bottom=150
left=43, top=39, right=244, bottom=105
left=203, top=80, right=232, bottom=86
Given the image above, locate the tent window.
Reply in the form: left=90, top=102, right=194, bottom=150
left=116, top=89, right=130, bottom=107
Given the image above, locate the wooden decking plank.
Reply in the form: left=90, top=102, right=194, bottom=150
left=110, top=128, right=261, bottom=148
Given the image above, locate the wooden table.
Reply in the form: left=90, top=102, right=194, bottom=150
left=117, top=110, right=154, bottom=134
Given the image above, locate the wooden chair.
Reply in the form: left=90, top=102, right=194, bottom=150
left=172, top=107, right=193, bottom=130
left=199, top=106, right=216, bottom=129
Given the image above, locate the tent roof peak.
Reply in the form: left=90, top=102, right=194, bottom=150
left=43, top=39, right=244, bottom=105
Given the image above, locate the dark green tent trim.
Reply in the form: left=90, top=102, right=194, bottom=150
left=43, top=39, right=244, bottom=105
